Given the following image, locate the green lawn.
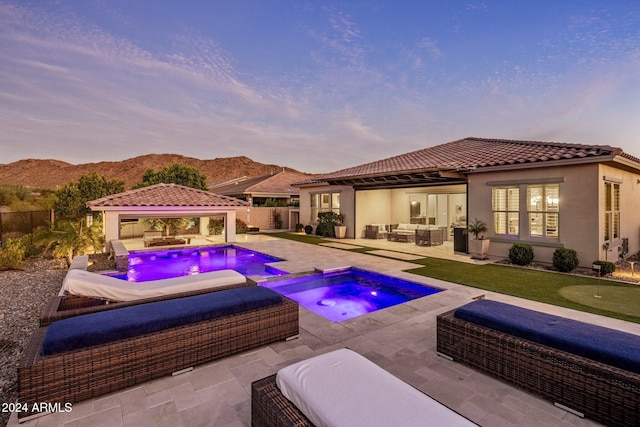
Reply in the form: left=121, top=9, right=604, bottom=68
left=267, top=232, right=640, bottom=324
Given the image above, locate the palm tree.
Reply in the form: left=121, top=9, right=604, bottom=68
left=37, top=218, right=104, bottom=264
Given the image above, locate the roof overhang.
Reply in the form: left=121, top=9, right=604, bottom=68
left=323, top=169, right=467, bottom=190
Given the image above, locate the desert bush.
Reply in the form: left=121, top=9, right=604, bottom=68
left=592, top=260, right=616, bottom=276
left=552, top=248, right=580, bottom=272
left=508, top=243, right=534, bottom=266
left=236, top=219, right=248, bottom=234
left=0, top=237, right=26, bottom=270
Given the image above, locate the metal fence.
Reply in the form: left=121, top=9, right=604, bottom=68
left=0, top=210, right=53, bottom=242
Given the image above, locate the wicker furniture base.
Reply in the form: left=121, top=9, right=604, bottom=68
left=19, top=297, right=298, bottom=419
left=39, top=280, right=251, bottom=326
left=437, top=309, right=640, bottom=426
left=251, top=374, right=313, bottom=427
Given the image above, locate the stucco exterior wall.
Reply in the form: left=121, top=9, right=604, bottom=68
left=235, top=206, right=294, bottom=230
left=298, top=184, right=356, bottom=238
left=355, top=189, right=392, bottom=237
left=598, top=163, right=640, bottom=261
left=467, top=162, right=632, bottom=267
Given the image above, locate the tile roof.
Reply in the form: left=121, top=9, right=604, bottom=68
left=212, top=171, right=311, bottom=195
left=306, top=137, right=629, bottom=182
left=87, top=183, right=249, bottom=208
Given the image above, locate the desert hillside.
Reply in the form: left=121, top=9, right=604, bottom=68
left=0, top=154, right=306, bottom=190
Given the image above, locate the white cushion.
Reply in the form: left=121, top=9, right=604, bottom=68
left=62, top=269, right=246, bottom=302
left=276, top=349, right=475, bottom=427
left=397, top=223, right=408, bottom=230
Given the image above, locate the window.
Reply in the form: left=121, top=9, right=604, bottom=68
left=492, top=187, right=519, bottom=235
left=604, top=181, right=620, bottom=241
left=527, top=184, right=559, bottom=238
left=310, top=192, right=341, bottom=221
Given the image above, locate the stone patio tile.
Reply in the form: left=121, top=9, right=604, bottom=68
left=196, top=378, right=248, bottom=407
left=187, top=362, right=235, bottom=391
left=123, top=402, right=182, bottom=427
left=116, top=387, right=148, bottom=417
left=142, top=372, right=191, bottom=396
left=167, top=382, right=202, bottom=412
left=63, top=406, right=123, bottom=427
left=62, top=398, right=95, bottom=423
left=178, top=398, right=244, bottom=427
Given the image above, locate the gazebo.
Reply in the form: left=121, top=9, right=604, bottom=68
left=87, top=183, right=249, bottom=245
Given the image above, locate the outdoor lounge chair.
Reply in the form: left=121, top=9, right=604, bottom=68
left=20, top=286, right=299, bottom=420
left=437, top=300, right=640, bottom=426
left=61, top=268, right=246, bottom=302
left=365, top=224, right=388, bottom=239
left=251, top=348, right=476, bottom=426
left=40, top=269, right=250, bottom=326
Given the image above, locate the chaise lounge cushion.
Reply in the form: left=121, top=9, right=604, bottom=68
left=42, top=286, right=282, bottom=355
left=454, top=299, right=640, bottom=374
left=62, top=269, right=246, bottom=302
left=276, top=348, right=475, bottom=427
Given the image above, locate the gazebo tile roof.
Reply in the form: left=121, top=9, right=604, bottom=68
left=87, top=183, right=248, bottom=208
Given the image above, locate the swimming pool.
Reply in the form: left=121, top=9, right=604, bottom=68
left=113, top=246, right=286, bottom=281
left=261, top=269, right=442, bottom=322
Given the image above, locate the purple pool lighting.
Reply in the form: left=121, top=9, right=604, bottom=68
left=114, top=246, right=285, bottom=281
left=261, top=269, right=442, bottom=322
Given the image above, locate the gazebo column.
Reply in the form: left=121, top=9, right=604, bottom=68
left=104, top=212, right=120, bottom=243
left=200, top=216, right=210, bottom=236
left=225, top=210, right=236, bottom=242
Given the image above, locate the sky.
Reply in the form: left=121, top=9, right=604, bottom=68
left=1, top=1, right=639, bottom=173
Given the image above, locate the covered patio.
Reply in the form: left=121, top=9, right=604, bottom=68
left=87, top=183, right=249, bottom=248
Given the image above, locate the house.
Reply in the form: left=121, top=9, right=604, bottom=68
left=209, top=170, right=312, bottom=231
left=209, top=171, right=311, bottom=207
left=295, top=137, right=640, bottom=267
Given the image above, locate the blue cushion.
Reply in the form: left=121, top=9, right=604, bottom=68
left=454, top=299, right=640, bottom=374
left=42, top=286, right=283, bottom=355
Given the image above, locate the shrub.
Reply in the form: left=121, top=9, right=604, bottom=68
left=295, top=223, right=304, bottom=232
left=208, top=218, right=224, bottom=235
left=508, top=244, right=534, bottom=266
left=552, top=248, right=579, bottom=272
left=315, top=212, right=337, bottom=237
left=235, top=219, right=248, bottom=234
left=592, top=260, right=616, bottom=276
left=19, top=234, right=42, bottom=258
left=0, top=237, right=26, bottom=270
left=272, top=211, right=283, bottom=229
left=304, top=225, right=313, bottom=235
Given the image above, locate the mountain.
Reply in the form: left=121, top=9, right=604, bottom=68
left=0, top=154, right=306, bottom=190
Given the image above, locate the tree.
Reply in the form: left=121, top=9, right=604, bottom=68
left=133, top=163, right=209, bottom=190
left=54, top=173, right=124, bottom=221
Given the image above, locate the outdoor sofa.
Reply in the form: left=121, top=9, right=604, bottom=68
left=437, top=299, right=640, bottom=426
left=20, top=286, right=299, bottom=420
left=387, top=223, right=447, bottom=244
left=40, top=269, right=250, bottom=326
left=251, top=348, right=476, bottom=426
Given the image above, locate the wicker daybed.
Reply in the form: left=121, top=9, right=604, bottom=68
left=40, top=269, right=251, bottom=326
left=437, top=299, right=640, bottom=427
left=19, top=286, right=298, bottom=420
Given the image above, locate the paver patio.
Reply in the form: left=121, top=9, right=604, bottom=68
left=11, top=237, right=640, bottom=426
